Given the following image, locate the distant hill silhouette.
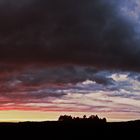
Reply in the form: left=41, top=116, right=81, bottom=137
left=0, top=115, right=139, bottom=138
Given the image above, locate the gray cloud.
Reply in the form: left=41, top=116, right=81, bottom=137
left=4, top=66, right=114, bottom=86
left=0, top=65, right=140, bottom=100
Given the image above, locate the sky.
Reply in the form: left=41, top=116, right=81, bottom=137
left=0, top=0, right=140, bottom=122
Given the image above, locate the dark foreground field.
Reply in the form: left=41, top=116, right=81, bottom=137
left=0, top=120, right=139, bottom=138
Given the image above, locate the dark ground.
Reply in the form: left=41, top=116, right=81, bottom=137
left=0, top=120, right=139, bottom=138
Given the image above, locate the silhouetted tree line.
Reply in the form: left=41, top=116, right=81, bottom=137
left=58, top=115, right=107, bottom=123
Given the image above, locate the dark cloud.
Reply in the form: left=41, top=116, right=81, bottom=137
left=0, top=0, right=139, bottom=70
left=0, top=65, right=118, bottom=103
left=3, top=66, right=114, bottom=86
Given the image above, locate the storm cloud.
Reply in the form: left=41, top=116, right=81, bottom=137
left=0, top=0, right=139, bottom=70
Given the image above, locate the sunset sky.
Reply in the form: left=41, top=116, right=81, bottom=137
left=0, top=0, right=140, bottom=122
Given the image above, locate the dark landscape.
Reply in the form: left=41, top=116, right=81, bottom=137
left=0, top=115, right=139, bottom=138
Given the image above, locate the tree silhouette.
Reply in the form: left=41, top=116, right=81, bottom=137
left=58, top=114, right=107, bottom=123
left=83, top=115, right=87, bottom=119
left=58, top=115, right=73, bottom=121
left=102, top=118, right=107, bottom=123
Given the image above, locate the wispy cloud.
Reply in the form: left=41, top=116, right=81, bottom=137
left=0, top=66, right=139, bottom=120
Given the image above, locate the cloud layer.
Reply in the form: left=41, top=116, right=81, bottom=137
left=0, top=0, right=140, bottom=70
left=0, top=65, right=139, bottom=119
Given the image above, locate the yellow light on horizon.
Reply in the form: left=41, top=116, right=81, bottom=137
left=0, top=110, right=139, bottom=122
